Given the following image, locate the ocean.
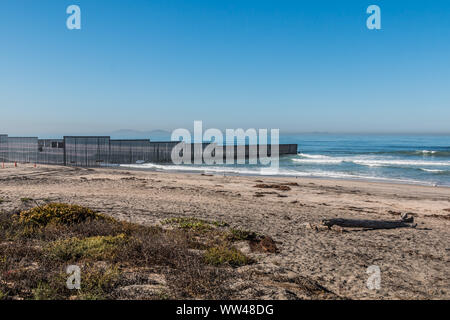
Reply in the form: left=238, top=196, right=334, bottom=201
left=121, top=134, right=450, bottom=187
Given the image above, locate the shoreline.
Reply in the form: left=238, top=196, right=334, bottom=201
left=114, top=163, right=450, bottom=189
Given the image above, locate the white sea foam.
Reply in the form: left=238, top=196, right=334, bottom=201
left=419, top=168, right=445, bottom=173
left=297, top=153, right=332, bottom=159
left=292, top=158, right=344, bottom=164
left=120, top=162, right=433, bottom=185
left=351, top=159, right=450, bottom=167
left=118, top=150, right=450, bottom=187
left=293, top=154, right=450, bottom=167
left=121, top=163, right=282, bottom=176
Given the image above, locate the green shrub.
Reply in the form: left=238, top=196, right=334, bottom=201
left=19, top=203, right=111, bottom=227
left=32, top=265, right=121, bottom=300
left=211, top=220, right=229, bottom=227
left=77, top=265, right=120, bottom=300
left=47, top=234, right=128, bottom=261
left=226, top=228, right=259, bottom=241
left=204, top=246, right=250, bottom=267
left=162, top=217, right=213, bottom=232
left=162, top=217, right=228, bottom=232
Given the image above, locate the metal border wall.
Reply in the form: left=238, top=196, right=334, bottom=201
left=148, top=142, right=179, bottom=162
left=64, top=136, right=110, bottom=167
left=7, top=137, right=38, bottom=163
left=110, top=139, right=151, bottom=164
left=0, top=134, right=298, bottom=166
left=37, top=139, right=65, bottom=165
left=0, top=134, right=7, bottom=163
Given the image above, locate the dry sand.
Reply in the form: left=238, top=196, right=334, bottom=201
left=0, top=163, right=449, bottom=299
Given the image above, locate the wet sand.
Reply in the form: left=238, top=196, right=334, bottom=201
left=0, top=163, right=449, bottom=299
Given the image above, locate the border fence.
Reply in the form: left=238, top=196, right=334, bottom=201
left=0, top=134, right=298, bottom=167
left=110, top=139, right=152, bottom=164
left=0, top=135, right=8, bottom=163
left=7, top=137, right=38, bottom=163
left=37, top=139, right=65, bottom=165
left=64, top=136, right=111, bottom=167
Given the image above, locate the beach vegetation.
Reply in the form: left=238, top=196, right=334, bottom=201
left=204, top=246, right=250, bottom=267
left=76, top=264, right=121, bottom=300
left=47, top=234, right=128, bottom=261
left=0, top=204, right=273, bottom=300
left=226, top=228, right=259, bottom=241
left=18, top=203, right=109, bottom=228
left=32, top=282, right=60, bottom=300
left=162, top=217, right=228, bottom=232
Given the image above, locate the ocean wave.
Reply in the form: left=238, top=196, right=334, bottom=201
left=297, top=153, right=332, bottom=159
left=292, top=158, right=344, bottom=164
left=420, top=168, right=444, bottom=172
left=411, top=150, right=450, bottom=157
left=294, top=154, right=450, bottom=167
left=419, top=168, right=450, bottom=175
left=363, top=150, right=449, bottom=157
left=352, top=159, right=450, bottom=167
left=300, top=150, right=450, bottom=157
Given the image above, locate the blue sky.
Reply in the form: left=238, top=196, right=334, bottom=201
left=0, top=0, right=449, bottom=135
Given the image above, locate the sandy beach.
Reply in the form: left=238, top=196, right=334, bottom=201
left=0, top=163, right=449, bottom=299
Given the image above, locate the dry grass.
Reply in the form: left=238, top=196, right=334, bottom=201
left=162, top=217, right=228, bottom=232
left=47, top=234, right=128, bottom=261
left=204, top=246, right=251, bottom=267
left=19, top=203, right=108, bottom=227
left=226, top=228, right=259, bottom=241
left=0, top=203, right=264, bottom=300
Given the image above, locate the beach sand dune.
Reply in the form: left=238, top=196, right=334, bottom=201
left=0, top=164, right=449, bottom=299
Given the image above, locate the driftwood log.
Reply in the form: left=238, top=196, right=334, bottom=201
left=321, top=214, right=416, bottom=230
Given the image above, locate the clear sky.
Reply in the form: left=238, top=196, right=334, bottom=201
left=0, top=0, right=449, bottom=135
